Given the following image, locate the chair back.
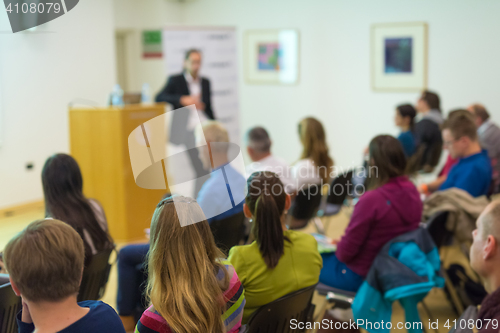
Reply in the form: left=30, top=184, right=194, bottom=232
left=210, top=212, right=246, bottom=255
left=290, top=184, right=322, bottom=220
left=78, top=248, right=113, bottom=302
left=246, top=284, right=317, bottom=333
left=326, top=170, right=353, bottom=205
left=0, top=283, right=21, bottom=333
left=425, top=211, right=451, bottom=249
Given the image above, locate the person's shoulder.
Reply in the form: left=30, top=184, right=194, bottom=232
left=79, top=300, right=116, bottom=315
left=78, top=301, right=125, bottom=331
left=286, top=230, right=317, bottom=246
left=229, top=242, right=258, bottom=257
left=357, top=186, right=380, bottom=202
left=170, top=73, right=184, bottom=80
left=271, top=155, right=290, bottom=166
left=137, top=305, right=169, bottom=332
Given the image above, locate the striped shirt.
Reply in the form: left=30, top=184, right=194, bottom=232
left=135, top=264, right=245, bottom=333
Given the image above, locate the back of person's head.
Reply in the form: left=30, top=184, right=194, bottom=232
left=196, top=120, right=230, bottom=152
left=442, top=112, right=478, bottom=142
left=298, top=117, right=334, bottom=184
left=246, top=126, right=271, bottom=153
left=147, top=195, right=228, bottom=333
left=245, top=172, right=290, bottom=268
left=246, top=171, right=289, bottom=269
left=469, top=104, right=490, bottom=123
left=185, top=48, right=201, bottom=60
left=420, top=90, right=441, bottom=112
left=4, top=219, right=84, bottom=302
left=368, top=135, right=407, bottom=189
left=471, top=201, right=500, bottom=289
left=396, top=104, right=417, bottom=129
left=41, top=154, right=112, bottom=261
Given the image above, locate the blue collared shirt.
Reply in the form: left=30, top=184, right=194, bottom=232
left=197, top=163, right=246, bottom=223
left=439, top=150, right=492, bottom=197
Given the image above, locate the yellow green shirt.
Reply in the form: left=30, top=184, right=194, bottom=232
left=227, top=230, right=322, bottom=323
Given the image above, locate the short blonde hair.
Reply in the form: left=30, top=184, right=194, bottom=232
left=4, top=219, right=85, bottom=302
left=195, top=120, right=230, bottom=153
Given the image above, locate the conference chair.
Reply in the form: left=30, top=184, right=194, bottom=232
left=424, top=211, right=465, bottom=315
left=246, top=284, right=317, bottom=333
left=318, top=170, right=354, bottom=217
left=287, top=184, right=323, bottom=230
left=210, top=212, right=246, bottom=255
left=78, top=248, right=114, bottom=302
left=0, top=283, right=21, bottom=333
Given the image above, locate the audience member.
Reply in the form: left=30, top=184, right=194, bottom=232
left=3, top=219, right=125, bottom=333
left=470, top=201, right=500, bottom=333
left=228, top=171, right=322, bottom=323
left=469, top=104, right=500, bottom=192
left=196, top=120, right=246, bottom=223
left=414, top=90, right=444, bottom=172
left=320, top=135, right=422, bottom=291
left=419, top=109, right=473, bottom=195
left=42, top=154, right=114, bottom=265
left=439, top=113, right=492, bottom=197
left=291, top=117, right=334, bottom=190
left=395, top=104, right=417, bottom=157
left=116, top=243, right=150, bottom=329
left=135, top=195, right=245, bottom=333
left=245, top=126, right=294, bottom=193
left=118, top=121, right=245, bottom=328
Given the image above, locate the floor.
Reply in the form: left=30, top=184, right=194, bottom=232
left=0, top=205, right=469, bottom=333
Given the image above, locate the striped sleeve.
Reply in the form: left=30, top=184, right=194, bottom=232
left=221, top=264, right=246, bottom=333
left=135, top=306, right=173, bottom=333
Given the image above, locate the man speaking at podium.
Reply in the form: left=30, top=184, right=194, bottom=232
left=155, top=49, right=214, bottom=196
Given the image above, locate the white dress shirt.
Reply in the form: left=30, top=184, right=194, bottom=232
left=290, top=158, right=322, bottom=191
left=185, top=72, right=208, bottom=131
left=246, top=154, right=295, bottom=193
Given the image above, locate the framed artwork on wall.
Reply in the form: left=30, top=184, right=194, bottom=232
left=371, top=22, right=428, bottom=92
left=244, top=29, right=299, bottom=85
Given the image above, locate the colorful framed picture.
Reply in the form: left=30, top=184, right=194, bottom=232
left=371, top=22, right=428, bottom=92
left=244, top=29, right=299, bottom=85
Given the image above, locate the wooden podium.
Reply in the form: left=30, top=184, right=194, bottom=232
left=69, top=103, right=168, bottom=242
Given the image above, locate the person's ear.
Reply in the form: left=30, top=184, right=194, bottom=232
left=484, top=235, right=497, bottom=260
left=243, top=203, right=252, bottom=219
left=285, top=194, right=292, bottom=211
left=9, top=277, right=21, bottom=297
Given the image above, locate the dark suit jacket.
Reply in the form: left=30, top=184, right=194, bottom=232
left=155, top=73, right=214, bottom=145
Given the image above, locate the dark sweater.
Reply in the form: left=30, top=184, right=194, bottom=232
left=478, top=286, right=500, bottom=333
left=414, top=118, right=443, bottom=170
left=336, top=176, right=422, bottom=276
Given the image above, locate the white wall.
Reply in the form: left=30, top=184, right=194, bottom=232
left=0, top=0, right=116, bottom=208
left=178, top=0, right=500, bottom=171
left=113, top=0, right=184, bottom=94
left=4, top=0, right=500, bottom=208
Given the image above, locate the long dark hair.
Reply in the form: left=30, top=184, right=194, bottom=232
left=367, top=135, right=407, bottom=190
left=42, top=154, right=113, bottom=263
left=246, top=171, right=289, bottom=269
left=396, top=104, right=417, bottom=131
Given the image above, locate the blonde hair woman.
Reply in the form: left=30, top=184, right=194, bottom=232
left=291, top=117, right=334, bottom=190
left=135, top=195, right=245, bottom=333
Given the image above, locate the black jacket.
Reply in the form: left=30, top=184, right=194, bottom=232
left=155, top=73, right=214, bottom=145
left=414, top=118, right=443, bottom=170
